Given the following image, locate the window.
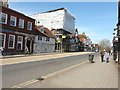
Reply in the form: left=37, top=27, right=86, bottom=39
left=10, top=16, right=16, bottom=26
left=17, top=36, right=23, bottom=50
left=0, top=12, right=7, bottom=24
left=27, top=21, right=32, bottom=30
left=0, top=33, right=6, bottom=48
left=19, top=19, right=24, bottom=28
left=38, top=36, right=42, bottom=41
left=40, top=27, right=44, bottom=33
left=46, top=37, right=50, bottom=42
left=8, top=35, right=15, bottom=49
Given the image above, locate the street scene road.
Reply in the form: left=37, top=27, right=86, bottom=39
left=1, top=1, right=120, bottom=90
left=25, top=56, right=118, bottom=88
left=2, top=52, right=96, bottom=88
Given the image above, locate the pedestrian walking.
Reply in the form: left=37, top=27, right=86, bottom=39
left=100, top=50, right=105, bottom=62
left=109, top=50, right=111, bottom=55
left=105, top=51, right=110, bottom=63
left=25, top=46, right=29, bottom=55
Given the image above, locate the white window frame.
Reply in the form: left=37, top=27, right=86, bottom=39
left=46, top=37, right=50, bottom=42
left=27, top=21, right=32, bottom=30
left=38, top=36, right=42, bottom=41
left=10, top=16, right=17, bottom=27
left=8, top=34, right=15, bottom=49
left=19, top=19, right=24, bottom=29
left=0, top=33, right=6, bottom=48
left=17, top=36, right=23, bottom=50
left=0, top=12, right=7, bottom=24
left=40, top=27, right=44, bottom=33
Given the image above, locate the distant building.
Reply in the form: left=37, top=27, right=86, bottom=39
left=31, top=8, right=75, bottom=34
left=34, top=26, right=55, bottom=53
left=0, top=6, right=35, bottom=55
left=31, top=8, right=75, bottom=52
left=78, top=32, right=92, bottom=52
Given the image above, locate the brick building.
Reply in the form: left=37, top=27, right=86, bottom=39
left=0, top=6, right=35, bottom=55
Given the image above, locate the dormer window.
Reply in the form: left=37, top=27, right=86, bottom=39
left=40, top=27, right=44, bottom=33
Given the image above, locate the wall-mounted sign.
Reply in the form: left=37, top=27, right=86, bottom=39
left=1, top=28, right=15, bottom=33
left=62, top=35, right=66, bottom=38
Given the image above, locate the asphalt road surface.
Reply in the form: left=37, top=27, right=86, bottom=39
left=2, top=52, right=98, bottom=88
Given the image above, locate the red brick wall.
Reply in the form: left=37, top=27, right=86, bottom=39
left=1, top=6, right=35, bottom=34
left=1, top=6, right=35, bottom=55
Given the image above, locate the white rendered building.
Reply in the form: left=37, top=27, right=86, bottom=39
left=34, top=26, right=55, bottom=53
left=31, top=8, right=75, bottom=34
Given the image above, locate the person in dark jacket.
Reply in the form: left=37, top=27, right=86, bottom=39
left=100, top=50, right=105, bottom=62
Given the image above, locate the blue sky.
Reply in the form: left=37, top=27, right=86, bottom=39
left=9, top=2, right=118, bottom=44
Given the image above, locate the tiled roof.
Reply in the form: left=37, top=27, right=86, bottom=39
left=44, top=28, right=56, bottom=39
left=36, top=26, right=55, bottom=39
left=78, top=34, right=87, bottom=39
left=34, top=28, right=47, bottom=37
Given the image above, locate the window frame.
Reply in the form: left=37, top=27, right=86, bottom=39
left=46, top=37, right=50, bottom=42
left=40, top=27, right=44, bottom=33
left=0, top=33, right=6, bottom=48
left=19, top=19, right=24, bottom=29
left=0, top=12, right=8, bottom=24
left=38, top=36, right=42, bottom=41
left=27, top=21, right=32, bottom=30
left=8, top=34, right=15, bottom=49
left=17, top=36, right=23, bottom=50
left=10, top=16, right=17, bottom=27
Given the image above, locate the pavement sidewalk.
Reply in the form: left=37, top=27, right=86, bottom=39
left=24, top=56, right=118, bottom=88
left=1, top=52, right=94, bottom=66
left=1, top=52, right=62, bottom=59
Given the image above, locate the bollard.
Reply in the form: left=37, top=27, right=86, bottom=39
left=89, top=55, right=95, bottom=63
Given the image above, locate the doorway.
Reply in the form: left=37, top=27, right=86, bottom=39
left=26, top=40, right=31, bottom=53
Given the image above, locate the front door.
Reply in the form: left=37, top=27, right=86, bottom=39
left=27, top=40, right=31, bottom=53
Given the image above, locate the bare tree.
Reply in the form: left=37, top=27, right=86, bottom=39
left=98, top=39, right=111, bottom=51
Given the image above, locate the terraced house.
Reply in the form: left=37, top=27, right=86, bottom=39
left=0, top=5, right=35, bottom=55
left=34, top=25, right=55, bottom=53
